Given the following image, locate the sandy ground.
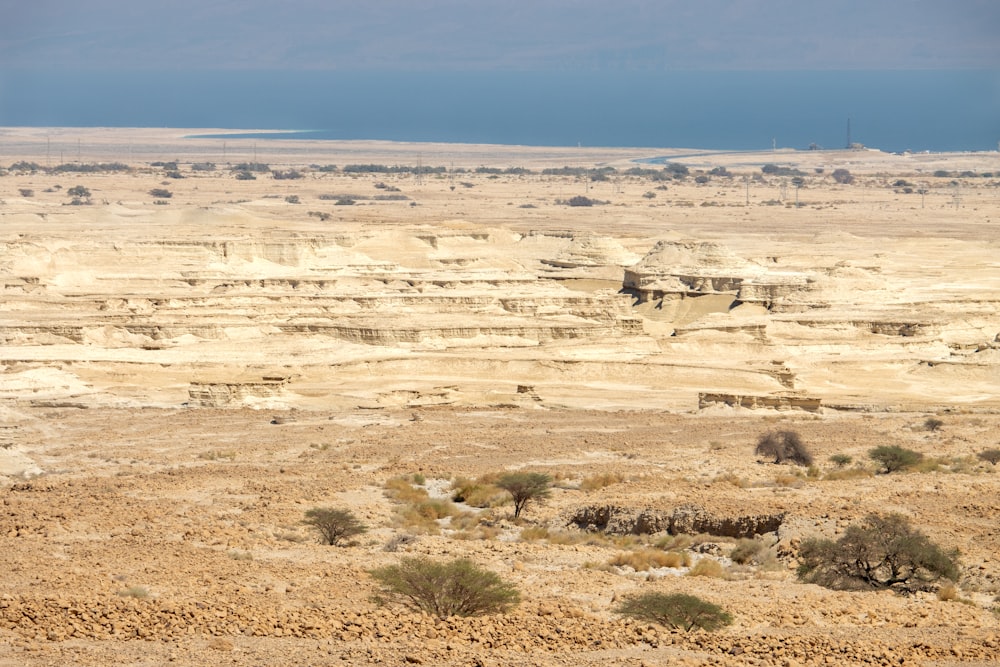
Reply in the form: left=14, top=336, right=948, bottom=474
left=1, top=127, right=1000, bottom=666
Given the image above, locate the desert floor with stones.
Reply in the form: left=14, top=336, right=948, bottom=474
left=1, top=127, right=999, bottom=666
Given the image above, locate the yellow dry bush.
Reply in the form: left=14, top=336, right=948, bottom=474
left=712, top=472, right=748, bottom=488
left=609, top=548, right=690, bottom=571
left=687, top=558, right=728, bottom=579
left=384, top=476, right=429, bottom=503
left=451, top=476, right=509, bottom=508
left=773, top=473, right=804, bottom=488
left=449, top=511, right=484, bottom=531
left=411, top=499, right=458, bottom=520
left=822, top=467, right=874, bottom=481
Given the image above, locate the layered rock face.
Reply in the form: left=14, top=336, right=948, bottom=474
left=2, top=212, right=998, bottom=412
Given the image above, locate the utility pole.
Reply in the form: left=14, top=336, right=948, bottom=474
left=744, top=175, right=750, bottom=206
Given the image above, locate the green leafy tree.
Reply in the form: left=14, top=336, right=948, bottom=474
left=303, top=507, right=367, bottom=546
left=869, top=445, right=922, bottom=474
left=798, top=513, right=958, bottom=593
left=370, top=557, right=520, bottom=619
left=496, top=472, right=552, bottom=519
left=615, top=592, right=732, bottom=632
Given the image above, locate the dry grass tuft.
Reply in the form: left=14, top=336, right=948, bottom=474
left=609, top=548, right=690, bottom=571
left=687, top=558, right=728, bottom=579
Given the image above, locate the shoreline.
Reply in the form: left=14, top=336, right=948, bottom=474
left=1, top=126, right=998, bottom=172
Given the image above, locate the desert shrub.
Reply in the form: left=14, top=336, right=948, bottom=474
left=755, top=430, right=813, bottom=466
left=9, top=161, right=42, bottom=172
left=67, top=185, right=91, bottom=199
left=495, top=472, right=552, bottom=519
left=869, top=445, right=923, bottom=474
left=53, top=162, right=129, bottom=173
left=923, top=417, right=944, bottom=432
left=232, top=162, right=270, bottom=173
left=308, top=211, right=331, bottom=221
left=730, top=539, right=767, bottom=565
left=384, top=476, right=430, bottom=503
left=149, top=188, right=172, bottom=199
left=610, top=548, right=688, bottom=571
left=564, top=195, right=598, bottom=207
left=976, top=449, right=1000, bottom=465
left=272, top=169, right=303, bottom=180
left=831, top=168, right=854, bottom=184
left=335, top=198, right=356, bottom=205
left=829, top=453, right=853, bottom=467
left=191, top=162, right=216, bottom=171
left=798, top=513, right=958, bottom=593
left=687, top=558, right=728, bottom=579
left=234, top=170, right=256, bottom=180
left=694, top=175, right=710, bottom=184
left=284, top=195, right=300, bottom=204
left=409, top=498, right=458, bottom=521
left=642, top=191, right=656, bottom=199
left=303, top=507, right=367, bottom=546
left=772, top=473, right=805, bottom=488
left=615, top=592, right=732, bottom=632
left=451, top=476, right=508, bottom=508
left=370, top=557, right=520, bottom=619
left=18, top=188, right=33, bottom=197
left=709, top=166, right=730, bottom=176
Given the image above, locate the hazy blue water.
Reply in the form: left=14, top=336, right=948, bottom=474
left=1, top=70, right=997, bottom=152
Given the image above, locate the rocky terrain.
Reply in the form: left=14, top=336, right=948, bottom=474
left=1, top=128, right=999, bottom=665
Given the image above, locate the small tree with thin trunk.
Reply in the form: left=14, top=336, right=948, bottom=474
left=615, top=592, right=732, bottom=632
left=869, top=445, right=922, bottom=474
left=303, top=507, right=367, bottom=546
left=496, top=472, right=552, bottom=519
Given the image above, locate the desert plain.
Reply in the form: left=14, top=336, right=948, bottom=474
left=1, top=127, right=999, bottom=666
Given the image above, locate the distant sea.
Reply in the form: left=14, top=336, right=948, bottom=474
left=1, top=70, right=998, bottom=153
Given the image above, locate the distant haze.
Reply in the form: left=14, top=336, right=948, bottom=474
left=2, top=0, right=999, bottom=71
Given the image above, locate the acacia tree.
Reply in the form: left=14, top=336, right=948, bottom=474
left=303, top=507, right=367, bottom=546
left=869, top=445, right=922, bottom=474
left=496, top=472, right=552, bottom=519
left=798, top=513, right=958, bottom=593
left=615, top=592, right=732, bottom=632
left=370, top=557, right=520, bottom=619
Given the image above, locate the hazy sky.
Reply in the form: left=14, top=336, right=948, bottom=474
left=2, top=0, right=998, bottom=71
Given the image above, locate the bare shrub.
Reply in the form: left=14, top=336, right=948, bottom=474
left=755, top=430, right=813, bottom=466
left=977, top=449, right=1000, bottom=465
